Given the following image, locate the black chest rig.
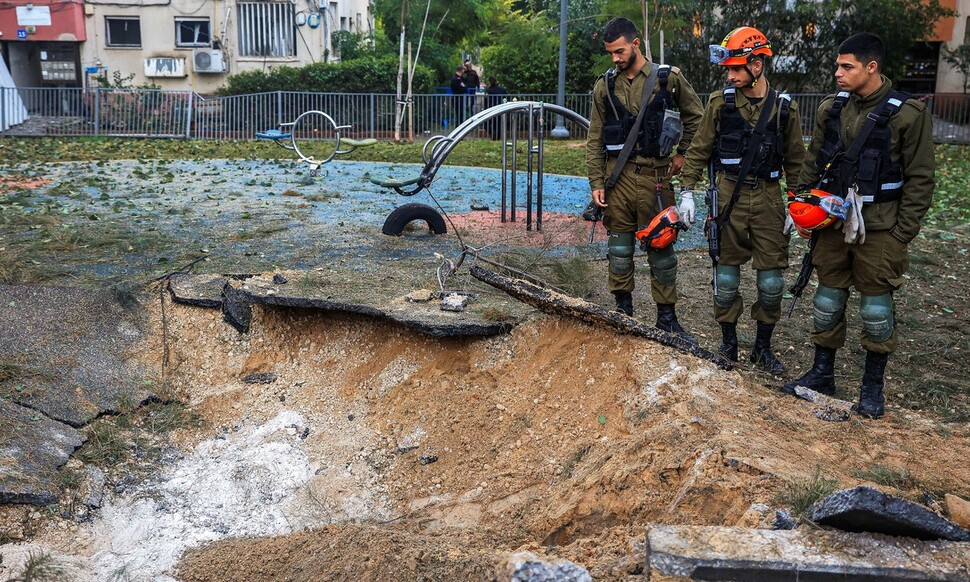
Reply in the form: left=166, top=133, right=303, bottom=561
left=602, top=65, right=674, bottom=158
left=716, top=87, right=790, bottom=182
left=815, top=90, right=905, bottom=204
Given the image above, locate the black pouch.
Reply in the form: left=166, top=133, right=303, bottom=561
left=603, top=121, right=627, bottom=154
left=717, top=133, right=744, bottom=158
left=856, top=149, right=881, bottom=194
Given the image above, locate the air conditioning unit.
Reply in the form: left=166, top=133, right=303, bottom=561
left=193, top=49, right=227, bottom=74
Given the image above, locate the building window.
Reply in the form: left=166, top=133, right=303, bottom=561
left=105, top=17, right=141, bottom=48
left=237, top=2, right=296, bottom=57
left=176, top=18, right=211, bottom=48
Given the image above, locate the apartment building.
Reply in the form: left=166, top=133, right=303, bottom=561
left=0, top=0, right=374, bottom=94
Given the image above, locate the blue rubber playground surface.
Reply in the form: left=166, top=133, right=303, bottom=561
left=1, top=158, right=705, bottom=282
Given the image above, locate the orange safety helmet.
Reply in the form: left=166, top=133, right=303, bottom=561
left=709, top=27, right=773, bottom=66
left=787, top=189, right=844, bottom=231
left=636, top=206, right=685, bottom=250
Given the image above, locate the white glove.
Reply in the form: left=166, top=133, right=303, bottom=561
left=678, top=188, right=696, bottom=225
left=783, top=213, right=795, bottom=235
left=842, top=185, right=866, bottom=244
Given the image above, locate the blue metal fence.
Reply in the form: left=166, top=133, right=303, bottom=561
left=1, top=87, right=968, bottom=144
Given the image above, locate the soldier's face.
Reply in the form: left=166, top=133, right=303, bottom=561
left=834, top=53, right=877, bottom=94
left=725, top=65, right=750, bottom=88
left=604, top=37, right=640, bottom=72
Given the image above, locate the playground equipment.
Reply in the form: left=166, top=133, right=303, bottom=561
left=370, top=101, right=590, bottom=232
left=257, top=110, right=376, bottom=175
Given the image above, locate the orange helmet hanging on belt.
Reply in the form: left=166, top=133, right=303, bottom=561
left=636, top=206, right=686, bottom=250
left=787, top=189, right=846, bottom=231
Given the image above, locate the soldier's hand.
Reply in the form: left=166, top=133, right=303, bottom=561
left=678, top=187, right=696, bottom=225
left=668, top=154, right=686, bottom=177
left=592, top=189, right=608, bottom=208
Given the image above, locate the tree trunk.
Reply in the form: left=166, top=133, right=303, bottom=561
left=469, top=265, right=734, bottom=370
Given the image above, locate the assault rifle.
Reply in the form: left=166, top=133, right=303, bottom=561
left=704, top=158, right=720, bottom=296
left=786, top=230, right=819, bottom=317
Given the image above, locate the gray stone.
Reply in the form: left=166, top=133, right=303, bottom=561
left=0, top=399, right=83, bottom=505
left=807, top=486, right=970, bottom=542
left=242, top=372, right=277, bottom=384
left=647, top=524, right=970, bottom=581
left=167, top=273, right=228, bottom=308
left=440, top=292, right=472, bottom=312
left=496, top=551, right=592, bottom=582
left=793, top=386, right=853, bottom=422
left=82, top=465, right=106, bottom=509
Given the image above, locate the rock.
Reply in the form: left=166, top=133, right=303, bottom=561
left=272, top=273, right=288, bottom=284
left=82, top=465, right=106, bottom=509
left=773, top=509, right=798, bottom=530
left=242, top=372, right=277, bottom=384
left=405, top=289, right=435, bottom=303
left=735, top=502, right=772, bottom=528
left=440, top=292, right=472, bottom=312
left=495, top=551, right=592, bottom=582
left=793, top=386, right=853, bottom=422
left=944, top=494, right=970, bottom=530
left=807, top=486, right=970, bottom=542
left=0, top=399, right=83, bottom=505
left=647, top=524, right=970, bottom=581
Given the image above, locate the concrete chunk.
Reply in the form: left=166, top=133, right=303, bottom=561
left=647, top=524, right=970, bottom=581
left=808, top=486, right=970, bottom=542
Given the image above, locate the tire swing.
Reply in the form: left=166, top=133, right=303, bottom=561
left=382, top=203, right=447, bottom=236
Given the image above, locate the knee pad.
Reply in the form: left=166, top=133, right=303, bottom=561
left=649, top=246, right=678, bottom=286
left=756, top=269, right=785, bottom=311
left=812, top=285, right=848, bottom=331
left=714, top=265, right=741, bottom=308
left=608, top=232, right=635, bottom=276
left=860, top=294, right=894, bottom=343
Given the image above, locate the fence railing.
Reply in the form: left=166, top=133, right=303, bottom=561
left=2, top=87, right=968, bottom=144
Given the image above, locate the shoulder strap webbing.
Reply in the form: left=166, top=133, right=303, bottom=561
left=605, top=64, right=660, bottom=190
left=843, top=90, right=904, bottom=164
left=718, top=88, right=778, bottom=226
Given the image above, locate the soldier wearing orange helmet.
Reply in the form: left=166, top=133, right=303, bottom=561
left=783, top=33, right=935, bottom=420
left=678, top=26, right=806, bottom=374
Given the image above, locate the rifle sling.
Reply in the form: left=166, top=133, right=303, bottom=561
left=717, top=88, right=778, bottom=227
left=605, top=64, right=660, bottom=191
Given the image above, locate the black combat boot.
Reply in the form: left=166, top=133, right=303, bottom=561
left=853, top=351, right=889, bottom=419
left=718, top=322, right=738, bottom=361
left=613, top=291, right=633, bottom=316
left=656, top=303, right=697, bottom=344
left=781, top=345, right=837, bottom=395
left=750, top=322, right=787, bottom=375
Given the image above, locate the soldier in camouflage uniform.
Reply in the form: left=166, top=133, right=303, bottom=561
left=783, top=33, right=936, bottom=419
left=678, top=27, right=806, bottom=375
left=586, top=17, right=703, bottom=338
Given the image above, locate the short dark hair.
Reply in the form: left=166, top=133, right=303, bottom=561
left=603, top=17, right=639, bottom=43
left=838, top=32, right=885, bottom=70
left=489, top=76, right=497, bottom=85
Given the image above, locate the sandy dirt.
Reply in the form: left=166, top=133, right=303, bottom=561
left=40, top=290, right=962, bottom=581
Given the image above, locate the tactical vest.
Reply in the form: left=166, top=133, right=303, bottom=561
left=602, top=65, right=674, bottom=158
left=716, top=87, right=790, bottom=182
left=815, top=90, right=906, bottom=204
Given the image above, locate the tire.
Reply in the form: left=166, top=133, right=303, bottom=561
left=382, top=203, right=447, bottom=236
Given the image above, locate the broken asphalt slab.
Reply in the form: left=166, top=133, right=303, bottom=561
left=167, top=267, right=535, bottom=338
left=0, top=398, right=83, bottom=505
left=807, top=486, right=970, bottom=542
left=0, top=284, right=152, bottom=506
left=646, top=524, right=970, bottom=581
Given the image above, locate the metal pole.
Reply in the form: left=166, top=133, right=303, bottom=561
left=526, top=103, right=534, bottom=231
left=550, top=0, right=569, bottom=138
left=500, top=113, right=508, bottom=223
left=536, top=104, right=545, bottom=232
left=510, top=113, right=518, bottom=222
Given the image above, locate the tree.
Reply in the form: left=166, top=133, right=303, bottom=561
left=941, top=44, right=970, bottom=93
left=481, top=12, right=559, bottom=93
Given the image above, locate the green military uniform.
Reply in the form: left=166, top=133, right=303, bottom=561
left=797, top=76, right=935, bottom=354
left=680, top=81, right=806, bottom=324
left=586, top=61, right=703, bottom=304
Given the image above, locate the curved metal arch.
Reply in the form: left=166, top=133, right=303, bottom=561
left=378, top=101, right=590, bottom=196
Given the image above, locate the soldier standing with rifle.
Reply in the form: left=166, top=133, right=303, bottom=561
left=678, top=27, right=805, bottom=374
left=782, top=32, right=935, bottom=419
left=586, top=17, right=703, bottom=338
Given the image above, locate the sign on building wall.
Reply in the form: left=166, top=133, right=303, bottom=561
left=16, top=6, right=52, bottom=26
